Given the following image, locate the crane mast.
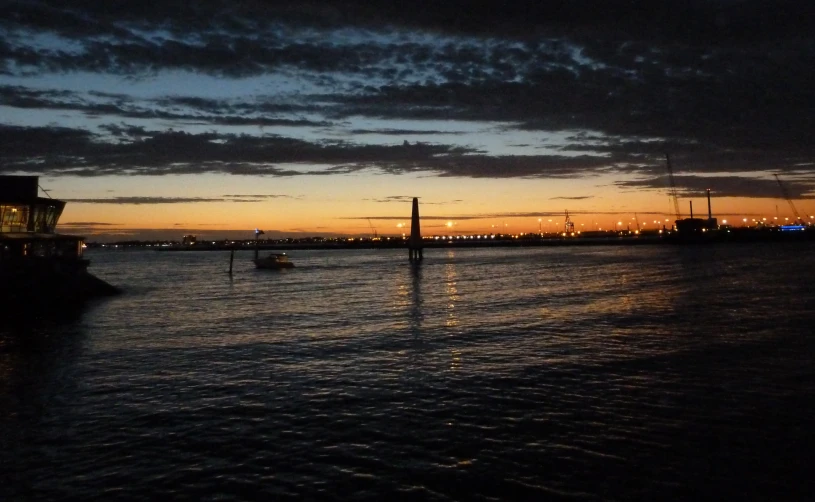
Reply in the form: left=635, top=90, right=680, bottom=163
left=773, top=174, right=802, bottom=223
left=367, top=218, right=378, bottom=239
left=665, top=153, right=681, bottom=221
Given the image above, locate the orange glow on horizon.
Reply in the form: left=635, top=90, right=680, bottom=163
left=52, top=174, right=814, bottom=238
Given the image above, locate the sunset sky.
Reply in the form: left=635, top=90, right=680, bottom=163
left=2, top=0, right=814, bottom=240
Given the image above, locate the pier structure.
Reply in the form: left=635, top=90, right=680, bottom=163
left=408, top=197, right=423, bottom=261
left=0, top=175, right=118, bottom=307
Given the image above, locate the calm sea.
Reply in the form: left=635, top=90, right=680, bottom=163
left=2, top=244, right=814, bottom=501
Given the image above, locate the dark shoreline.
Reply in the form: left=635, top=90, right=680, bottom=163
left=91, top=228, right=815, bottom=251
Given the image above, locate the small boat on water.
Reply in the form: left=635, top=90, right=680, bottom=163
left=253, top=253, right=295, bottom=269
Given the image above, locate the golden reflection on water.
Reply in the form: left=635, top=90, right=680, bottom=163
left=450, top=349, right=462, bottom=372
left=445, top=251, right=459, bottom=329
left=444, top=251, right=462, bottom=371
left=535, top=257, right=683, bottom=324
left=409, top=262, right=423, bottom=336
left=391, top=261, right=415, bottom=331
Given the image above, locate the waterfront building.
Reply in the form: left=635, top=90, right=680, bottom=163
left=1, top=175, right=116, bottom=307
left=0, top=176, right=86, bottom=260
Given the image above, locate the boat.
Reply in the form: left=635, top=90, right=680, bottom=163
left=0, top=175, right=118, bottom=311
left=253, top=253, right=295, bottom=269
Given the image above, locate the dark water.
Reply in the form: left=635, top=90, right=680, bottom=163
left=2, top=244, right=814, bottom=501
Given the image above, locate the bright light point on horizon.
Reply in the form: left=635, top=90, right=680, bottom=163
left=3, top=3, right=813, bottom=241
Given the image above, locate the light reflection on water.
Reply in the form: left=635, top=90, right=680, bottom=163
left=444, top=251, right=459, bottom=330
left=2, top=243, right=815, bottom=500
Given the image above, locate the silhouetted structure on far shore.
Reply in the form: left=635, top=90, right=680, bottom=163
left=409, top=197, right=423, bottom=261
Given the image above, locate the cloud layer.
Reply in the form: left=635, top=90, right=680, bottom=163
left=2, top=0, right=814, bottom=200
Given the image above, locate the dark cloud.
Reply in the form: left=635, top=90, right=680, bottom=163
left=0, top=86, right=330, bottom=128
left=360, top=209, right=673, bottom=221
left=62, top=197, right=220, bottom=204
left=366, top=196, right=416, bottom=203
left=361, top=215, right=486, bottom=221
left=222, top=194, right=297, bottom=199
left=350, top=129, right=464, bottom=136
left=2, top=124, right=625, bottom=181
left=0, top=125, right=474, bottom=176
left=329, top=48, right=815, bottom=157
left=1, top=0, right=814, bottom=201
left=551, top=196, right=593, bottom=200
left=6, top=122, right=808, bottom=201
left=364, top=196, right=462, bottom=205
left=380, top=153, right=622, bottom=179
left=5, top=1, right=811, bottom=43
left=56, top=221, right=118, bottom=226
left=63, top=196, right=259, bottom=204
left=616, top=175, right=815, bottom=200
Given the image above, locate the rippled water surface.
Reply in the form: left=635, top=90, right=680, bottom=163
left=2, top=244, right=814, bottom=500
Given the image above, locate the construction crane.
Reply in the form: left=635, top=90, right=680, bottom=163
left=665, top=153, right=681, bottom=221
left=634, top=213, right=641, bottom=232
left=367, top=218, right=378, bottom=239
left=773, top=174, right=802, bottom=223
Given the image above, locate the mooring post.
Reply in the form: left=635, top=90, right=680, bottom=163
left=408, top=197, right=423, bottom=261
left=229, top=248, right=235, bottom=274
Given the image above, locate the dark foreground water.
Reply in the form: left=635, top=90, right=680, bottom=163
left=2, top=244, right=814, bottom=501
